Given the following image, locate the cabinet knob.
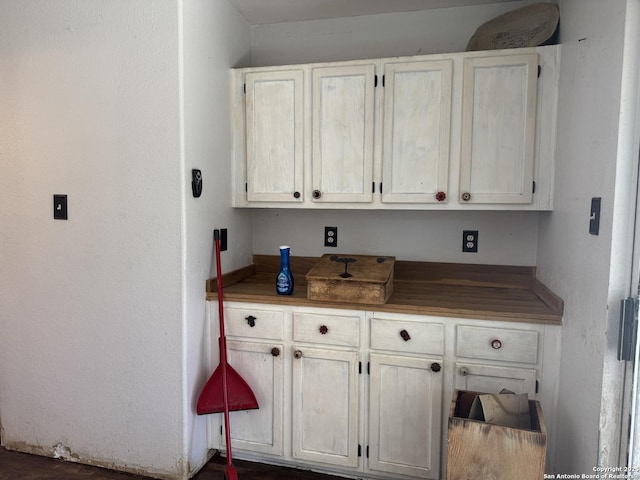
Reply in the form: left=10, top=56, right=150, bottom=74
left=293, top=350, right=303, bottom=359
left=271, top=347, right=280, bottom=357
left=461, top=192, right=471, bottom=202
left=319, top=325, right=329, bottom=335
left=459, top=366, right=469, bottom=376
left=312, top=189, right=322, bottom=199
left=293, top=191, right=301, bottom=199
left=245, top=315, right=256, bottom=327
left=399, top=329, right=411, bottom=342
left=435, top=191, right=447, bottom=202
left=430, top=362, right=441, bottom=373
left=491, top=339, right=503, bottom=350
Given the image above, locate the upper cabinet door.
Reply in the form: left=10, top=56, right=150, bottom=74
left=312, top=64, right=376, bottom=203
left=382, top=60, right=453, bottom=204
left=245, top=70, right=304, bottom=202
left=459, top=54, right=538, bottom=204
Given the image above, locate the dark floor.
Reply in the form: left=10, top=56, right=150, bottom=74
left=0, top=447, right=341, bottom=480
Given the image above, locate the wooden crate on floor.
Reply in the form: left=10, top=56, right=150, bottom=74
left=446, top=390, right=547, bottom=480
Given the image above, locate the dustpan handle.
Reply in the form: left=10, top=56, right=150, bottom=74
left=214, top=229, right=226, bottom=340
left=214, top=229, right=234, bottom=467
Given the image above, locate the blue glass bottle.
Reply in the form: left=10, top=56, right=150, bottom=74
left=276, top=245, right=294, bottom=295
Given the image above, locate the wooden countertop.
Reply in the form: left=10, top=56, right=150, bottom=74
left=206, top=255, right=563, bottom=325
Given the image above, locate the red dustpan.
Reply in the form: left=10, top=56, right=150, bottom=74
left=197, top=229, right=259, bottom=480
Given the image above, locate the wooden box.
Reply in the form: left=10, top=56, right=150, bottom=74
left=305, top=254, right=395, bottom=304
left=446, top=390, right=547, bottom=480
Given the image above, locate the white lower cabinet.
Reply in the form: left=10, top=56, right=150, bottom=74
left=206, top=302, right=560, bottom=479
left=292, top=346, right=360, bottom=467
left=366, top=312, right=444, bottom=479
left=368, top=353, right=442, bottom=479
left=291, top=308, right=362, bottom=467
left=224, top=340, right=284, bottom=456
left=454, top=324, right=540, bottom=397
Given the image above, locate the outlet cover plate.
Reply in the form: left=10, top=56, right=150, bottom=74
left=324, top=226, right=338, bottom=247
left=462, top=230, right=478, bottom=253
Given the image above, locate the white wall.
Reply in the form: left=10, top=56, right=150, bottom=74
left=253, top=209, right=539, bottom=265
left=249, top=0, right=547, bottom=267
left=251, top=0, right=543, bottom=66
left=0, top=1, right=184, bottom=477
left=536, top=0, right=630, bottom=473
left=0, top=1, right=252, bottom=478
left=181, top=0, right=251, bottom=474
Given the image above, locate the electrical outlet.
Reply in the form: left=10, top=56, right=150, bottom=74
left=324, top=226, right=338, bottom=247
left=462, top=230, right=478, bottom=253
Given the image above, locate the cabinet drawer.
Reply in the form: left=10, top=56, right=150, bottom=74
left=370, top=317, right=444, bottom=355
left=293, top=311, right=360, bottom=347
left=456, top=325, right=538, bottom=364
left=225, top=307, right=285, bottom=340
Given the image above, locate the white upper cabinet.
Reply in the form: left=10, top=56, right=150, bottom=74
left=312, top=64, right=376, bottom=203
left=244, top=69, right=304, bottom=202
left=459, top=54, right=538, bottom=204
left=232, top=45, right=559, bottom=210
left=381, top=60, right=453, bottom=204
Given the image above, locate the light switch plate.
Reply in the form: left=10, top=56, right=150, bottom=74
left=589, top=197, right=601, bottom=235
left=53, top=194, right=68, bottom=220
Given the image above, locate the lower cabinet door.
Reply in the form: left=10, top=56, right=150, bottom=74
left=292, top=346, right=360, bottom=468
left=368, top=353, right=442, bottom=479
left=454, top=362, right=537, bottom=397
left=223, top=340, right=284, bottom=456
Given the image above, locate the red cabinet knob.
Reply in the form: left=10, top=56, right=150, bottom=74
left=319, top=325, right=329, bottom=335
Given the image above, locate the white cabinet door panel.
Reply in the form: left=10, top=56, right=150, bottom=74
left=292, top=347, right=360, bottom=467
left=224, top=340, right=284, bottom=456
left=455, top=362, right=537, bottom=398
left=246, top=70, right=304, bottom=202
left=382, top=60, right=452, bottom=203
left=312, top=65, right=375, bottom=203
left=459, top=54, right=538, bottom=204
left=368, top=353, right=442, bottom=479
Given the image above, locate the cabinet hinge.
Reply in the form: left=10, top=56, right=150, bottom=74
left=243, top=83, right=246, bottom=94
left=359, top=361, right=362, bottom=374
left=372, top=181, right=375, bottom=194
left=245, top=182, right=248, bottom=193
left=537, top=65, right=542, bottom=78
left=532, top=181, right=536, bottom=194
left=367, top=362, right=370, bottom=375
left=367, top=445, right=370, bottom=458
left=358, top=444, right=362, bottom=457
left=374, top=75, right=378, bottom=88
left=535, top=380, right=539, bottom=394
left=379, top=182, right=382, bottom=194
left=382, top=75, right=385, bottom=87
left=220, top=425, right=223, bottom=435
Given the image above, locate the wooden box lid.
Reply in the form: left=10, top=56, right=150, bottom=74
left=306, top=254, right=395, bottom=304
